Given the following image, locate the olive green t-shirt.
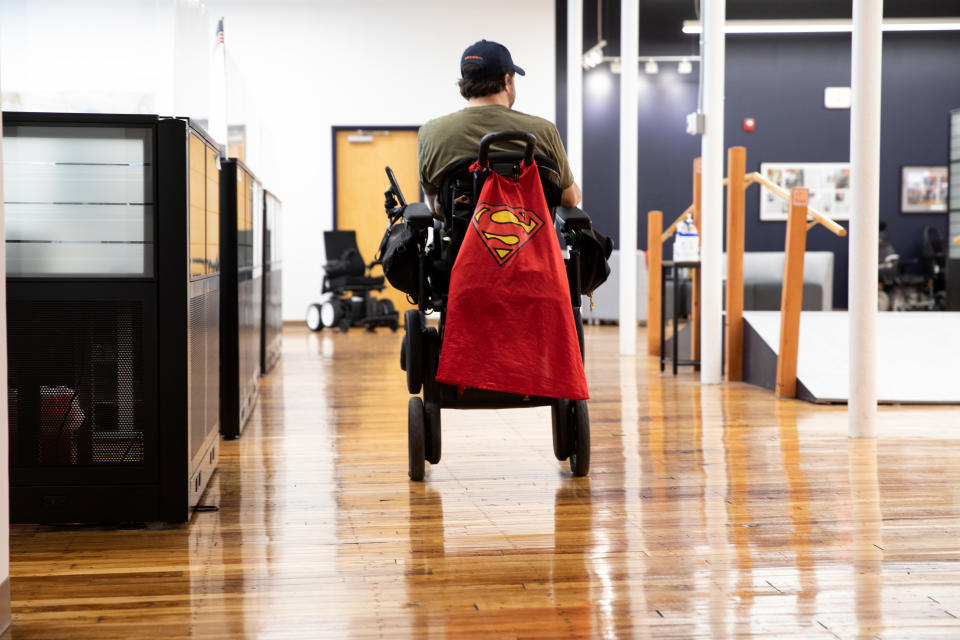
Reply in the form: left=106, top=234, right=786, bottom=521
left=417, top=104, right=574, bottom=197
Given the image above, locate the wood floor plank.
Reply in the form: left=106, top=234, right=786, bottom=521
left=7, top=325, right=960, bottom=638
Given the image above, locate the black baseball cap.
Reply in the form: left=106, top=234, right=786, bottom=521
left=460, top=40, right=525, bottom=79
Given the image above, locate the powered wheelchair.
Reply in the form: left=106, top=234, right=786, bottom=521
left=380, top=131, right=599, bottom=480
left=305, top=230, right=400, bottom=333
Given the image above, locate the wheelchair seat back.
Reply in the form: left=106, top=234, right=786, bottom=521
left=323, top=230, right=365, bottom=278
left=437, top=152, right=562, bottom=226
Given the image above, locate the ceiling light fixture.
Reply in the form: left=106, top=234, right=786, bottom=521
left=682, top=17, right=960, bottom=34
left=644, top=60, right=659, bottom=74
left=582, top=0, right=608, bottom=69
left=677, top=59, right=693, bottom=74
left=582, top=40, right=607, bottom=69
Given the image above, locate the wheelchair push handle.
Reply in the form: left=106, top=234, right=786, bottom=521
left=478, top=131, right=537, bottom=168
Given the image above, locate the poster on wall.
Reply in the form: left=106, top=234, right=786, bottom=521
left=901, top=166, right=948, bottom=213
left=759, top=162, right=851, bottom=221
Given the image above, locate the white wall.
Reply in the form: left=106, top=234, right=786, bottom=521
left=0, top=0, right=557, bottom=321
left=205, top=0, right=557, bottom=319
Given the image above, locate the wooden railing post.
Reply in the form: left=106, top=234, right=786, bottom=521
left=776, top=188, right=809, bottom=398
left=691, top=158, right=702, bottom=369
left=726, top=147, right=746, bottom=381
left=647, top=210, right=663, bottom=356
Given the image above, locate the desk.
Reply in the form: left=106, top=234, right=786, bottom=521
left=660, top=260, right=701, bottom=375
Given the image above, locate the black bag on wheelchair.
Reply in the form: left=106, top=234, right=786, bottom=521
left=577, top=227, right=613, bottom=296
left=380, top=221, right=419, bottom=297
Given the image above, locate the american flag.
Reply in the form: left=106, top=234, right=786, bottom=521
left=215, top=18, right=224, bottom=46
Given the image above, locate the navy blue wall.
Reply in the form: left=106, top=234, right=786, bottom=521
left=568, top=29, right=960, bottom=309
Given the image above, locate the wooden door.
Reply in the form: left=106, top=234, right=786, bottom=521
left=335, top=128, right=419, bottom=312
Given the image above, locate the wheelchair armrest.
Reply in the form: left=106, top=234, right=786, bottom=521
left=403, top=202, right=434, bottom=229
left=556, top=206, right=592, bottom=232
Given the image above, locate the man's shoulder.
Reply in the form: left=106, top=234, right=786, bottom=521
left=506, top=109, right=558, bottom=132
left=421, top=109, right=469, bottom=136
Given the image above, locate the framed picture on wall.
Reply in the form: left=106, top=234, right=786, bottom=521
left=759, top=162, right=851, bottom=221
left=901, top=166, right=948, bottom=213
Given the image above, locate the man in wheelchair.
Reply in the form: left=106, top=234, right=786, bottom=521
left=379, top=40, right=610, bottom=482
left=418, top=39, right=581, bottom=219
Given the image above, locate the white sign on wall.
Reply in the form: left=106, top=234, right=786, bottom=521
left=824, top=86, right=852, bottom=109
left=759, top=162, right=851, bottom=221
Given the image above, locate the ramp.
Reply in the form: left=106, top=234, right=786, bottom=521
left=742, top=311, right=960, bottom=404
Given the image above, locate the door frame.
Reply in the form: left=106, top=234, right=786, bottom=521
left=331, top=125, right=421, bottom=229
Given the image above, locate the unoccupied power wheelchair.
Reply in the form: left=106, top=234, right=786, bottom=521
left=306, top=230, right=399, bottom=332
left=381, top=131, right=598, bottom=480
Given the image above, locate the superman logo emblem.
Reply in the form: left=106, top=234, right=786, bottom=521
left=471, top=202, right=545, bottom=266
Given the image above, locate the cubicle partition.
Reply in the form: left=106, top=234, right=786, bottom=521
left=3, top=112, right=220, bottom=523
left=261, top=189, right=282, bottom=375
left=219, top=159, right=263, bottom=439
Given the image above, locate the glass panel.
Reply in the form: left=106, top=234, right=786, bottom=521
left=188, top=133, right=206, bottom=278
left=205, top=147, right=220, bottom=274
left=950, top=212, right=960, bottom=258
left=950, top=164, right=960, bottom=210
left=265, top=193, right=281, bottom=266
left=3, top=124, right=154, bottom=277
left=237, top=170, right=251, bottom=269
left=952, top=111, right=960, bottom=162
left=252, top=181, right=263, bottom=268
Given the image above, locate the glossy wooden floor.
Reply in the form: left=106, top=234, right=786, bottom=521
left=7, top=325, right=960, bottom=639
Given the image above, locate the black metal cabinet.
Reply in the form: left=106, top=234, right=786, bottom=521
left=3, top=112, right=220, bottom=523
left=219, top=159, right=263, bottom=439
left=261, top=189, right=282, bottom=375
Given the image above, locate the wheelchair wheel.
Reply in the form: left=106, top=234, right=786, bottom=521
left=551, top=398, right=571, bottom=461
left=408, top=397, right=426, bottom=481
left=568, top=400, right=590, bottom=477
left=425, top=401, right=441, bottom=465
left=404, top=310, right=423, bottom=394
left=400, top=334, right=408, bottom=371
left=320, top=299, right=343, bottom=329
left=306, top=303, right=323, bottom=331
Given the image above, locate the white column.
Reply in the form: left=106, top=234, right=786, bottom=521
left=0, top=65, right=11, bottom=633
left=566, top=0, right=583, bottom=191
left=618, top=0, right=639, bottom=356
left=848, top=0, right=882, bottom=438
left=699, top=0, right=726, bottom=384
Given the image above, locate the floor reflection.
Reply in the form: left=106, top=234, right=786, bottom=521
left=848, top=438, right=884, bottom=640
left=775, top=400, right=818, bottom=622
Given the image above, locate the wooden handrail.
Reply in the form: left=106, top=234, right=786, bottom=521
left=660, top=204, right=695, bottom=242
left=747, top=172, right=847, bottom=237
left=954, top=235, right=960, bottom=245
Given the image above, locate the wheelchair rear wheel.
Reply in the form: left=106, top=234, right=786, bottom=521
left=568, top=400, right=590, bottom=477
left=408, top=397, right=426, bottom=481
left=551, top=399, right=571, bottom=461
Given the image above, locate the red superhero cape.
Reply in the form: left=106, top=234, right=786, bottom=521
left=435, top=161, right=589, bottom=400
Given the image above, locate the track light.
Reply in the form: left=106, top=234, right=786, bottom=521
left=582, top=40, right=607, bottom=69
left=609, top=59, right=621, bottom=74
left=644, top=60, right=659, bottom=75
left=677, top=59, right=692, bottom=74
left=681, top=18, right=960, bottom=34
